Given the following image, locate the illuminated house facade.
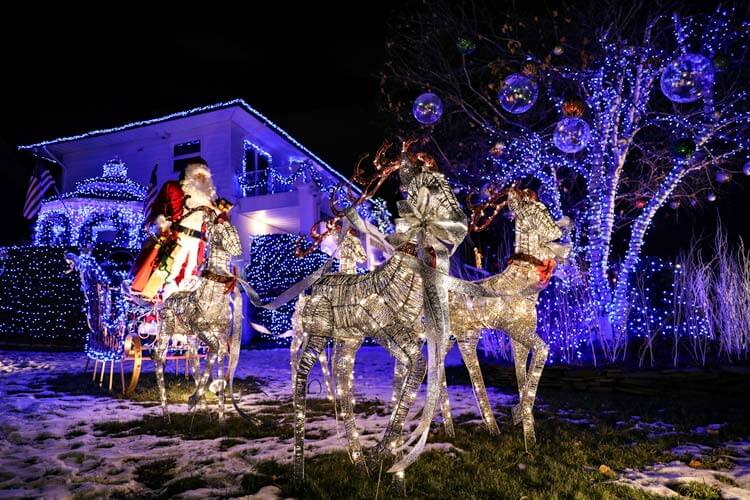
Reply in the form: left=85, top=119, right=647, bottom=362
left=19, top=99, right=391, bottom=267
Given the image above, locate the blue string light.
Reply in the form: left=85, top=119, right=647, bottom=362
left=34, top=158, right=146, bottom=249
left=244, top=234, right=337, bottom=342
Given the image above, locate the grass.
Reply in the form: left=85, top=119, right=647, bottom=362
left=132, top=458, right=210, bottom=499
left=218, top=438, right=246, bottom=451
left=93, top=412, right=291, bottom=441
left=33, top=431, right=59, bottom=442
left=64, top=428, right=87, bottom=439
left=57, top=451, right=86, bottom=464
left=42, top=371, right=265, bottom=404
left=235, top=381, right=749, bottom=499
left=667, top=481, right=722, bottom=500
left=44, top=357, right=750, bottom=498
left=133, top=458, right=176, bottom=490
left=247, top=420, right=679, bottom=499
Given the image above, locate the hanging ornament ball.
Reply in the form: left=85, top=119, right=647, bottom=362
left=553, top=117, right=591, bottom=153
left=562, top=100, right=585, bottom=117
left=743, top=162, right=750, bottom=176
left=669, top=200, right=680, bottom=210
left=660, top=53, right=714, bottom=103
left=706, top=191, right=717, bottom=202
left=489, top=141, right=506, bottom=158
left=635, top=199, right=647, bottom=209
left=498, top=73, right=538, bottom=114
left=412, top=92, right=444, bottom=125
left=670, top=138, right=696, bottom=160
left=456, top=36, right=477, bottom=55
left=715, top=171, right=731, bottom=183
left=553, top=45, right=564, bottom=56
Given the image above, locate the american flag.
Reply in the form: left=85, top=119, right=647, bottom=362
left=22, top=163, right=56, bottom=220
left=143, top=164, right=159, bottom=216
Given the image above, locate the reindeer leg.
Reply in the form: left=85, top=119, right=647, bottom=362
left=293, top=334, right=327, bottom=483
left=511, top=338, right=529, bottom=428
left=439, top=339, right=455, bottom=438
left=334, top=337, right=365, bottom=469
left=375, top=325, right=426, bottom=462
left=189, top=337, right=201, bottom=387
left=518, top=333, right=549, bottom=449
left=318, top=344, right=335, bottom=401
left=391, top=357, right=406, bottom=414
left=154, top=310, right=173, bottom=422
left=190, top=333, right=219, bottom=413
left=458, top=331, right=500, bottom=435
left=216, top=340, right=226, bottom=422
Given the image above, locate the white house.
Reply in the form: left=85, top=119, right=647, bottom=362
left=19, top=99, right=391, bottom=267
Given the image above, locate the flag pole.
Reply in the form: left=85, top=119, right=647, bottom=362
left=40, top=145, right=74, bottom=218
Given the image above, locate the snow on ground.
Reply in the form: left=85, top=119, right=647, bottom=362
left=0, top=346, right=512, bottom=498
left=1, top=346, right=749, bottom=498
left=617, top=441, right=750, bottom=499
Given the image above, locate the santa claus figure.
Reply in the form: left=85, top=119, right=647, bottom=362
left=130, top=158, right=219, bottom=300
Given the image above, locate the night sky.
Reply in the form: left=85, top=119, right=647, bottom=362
left=2, top=4, right=749, bottom=251
left=0, top=5, right=399, bottom=245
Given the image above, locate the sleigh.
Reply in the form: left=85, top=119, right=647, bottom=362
left=68, top=248, right=206, bottom=396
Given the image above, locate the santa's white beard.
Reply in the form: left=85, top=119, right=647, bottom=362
left=182, top=176, right=217, bottom=210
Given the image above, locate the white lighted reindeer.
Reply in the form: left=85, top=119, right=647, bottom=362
left=302, top=187, right=571, bottom=472
left=437, top=188, right=571, bottom=447
left=153, top=204, right=244, bottom=422
left=288, top=143, right=507, bottom=481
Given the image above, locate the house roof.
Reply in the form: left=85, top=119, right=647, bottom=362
left=18, top=98, right=358, bottom=193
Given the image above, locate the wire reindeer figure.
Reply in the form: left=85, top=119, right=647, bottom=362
left=153, top=211, right=244, bottom=422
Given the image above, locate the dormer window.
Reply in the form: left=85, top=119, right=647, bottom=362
left=173, top=139, right=201, bottom=172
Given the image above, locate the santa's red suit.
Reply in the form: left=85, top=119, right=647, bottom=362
left=130, top=163, right=218, bottom=300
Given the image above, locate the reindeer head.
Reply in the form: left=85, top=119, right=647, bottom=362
left=210, top=202, right=242, bottom=258
left=470, top=187, right=572, bottom=264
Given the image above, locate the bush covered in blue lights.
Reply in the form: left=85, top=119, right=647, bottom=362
left=244, top=234, right=337, bottom=343
left=0, top=246, right=87, bottom=344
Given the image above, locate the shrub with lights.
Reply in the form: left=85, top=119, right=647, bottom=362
left=0, top=246, right=87, bottom=344
left=383, top=3, right=750, bottom=363
left=245, top=234, right=336, bottom=343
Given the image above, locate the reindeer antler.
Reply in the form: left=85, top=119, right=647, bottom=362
left=299, top=139, right=423, bottom=258
left=295, top=218, right=343, bottom=257
left=468, top=187, right=540, bottom=232
left=468, top=185, right=509, bottom=232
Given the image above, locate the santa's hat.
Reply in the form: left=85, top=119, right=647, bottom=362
left=184, top=157, right=212, bottom=179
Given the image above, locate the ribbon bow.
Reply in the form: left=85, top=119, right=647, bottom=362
left=390, top=185, right=467, bottom=266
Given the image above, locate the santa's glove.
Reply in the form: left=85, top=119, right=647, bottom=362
left=155, top=214, right=173, bottom=234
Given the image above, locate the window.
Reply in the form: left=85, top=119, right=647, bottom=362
left=173, top=156, right=205, bottom=174
left=173, top=139, right=201, bottom=172
left=173, top=140, right=201, bottom=157
left=239, top=140, right=273, bottom=197
left=243, top=141, right=272, bottom=173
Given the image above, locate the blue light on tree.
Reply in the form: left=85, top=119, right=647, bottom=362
left=660, top=53, right=715, bottom=103
left=553, top=117, right=591, bottom=153
left=497, top=73, right=538, bottom=114
left=412, top=92, right=444, bottom=125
